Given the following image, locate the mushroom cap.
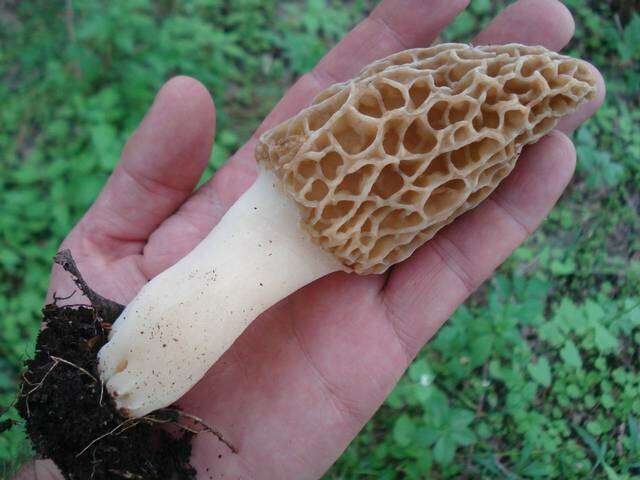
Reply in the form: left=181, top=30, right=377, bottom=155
left=256, top=43, right=596, bottom=274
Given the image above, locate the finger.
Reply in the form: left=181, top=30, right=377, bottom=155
left=556, top=63, right=606, bottom=134
left=382, top=131, right=576, bottom=357
left=473, top=0, right=575, bottom=50
left=77, top=76, right=215, bottom=257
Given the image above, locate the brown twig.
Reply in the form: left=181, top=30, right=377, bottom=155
left=616, top=422, right=626, bottom=456
left=50, top=356, right=98, bottom=383
left=99, top=381, right=105, bottom=407
left=53, top=249, right=125, bottom=322
left=464, top=362, right=490, bottom=474
left=18, top=381, right=30, bottom=418
left=157, top=408, right=238, bottom=453
left=475, top=363, right=490, bottom=416
left=107, top=470, right=143, bottom=479
left=436, top=381, right=477, bottom=410
left=143, top=415, right=199, bottom=434
left=493, top=455, right=523, bottom=480
left=53, top=290, right=76, bottom=303
left=89, top=450, right=99, bottom=480
left=76, top=418, right=140, bottom=457
left=24, top=361, right=59, bottom=396
left=175, top=423, right=200, bottom=435
left=65, top=0, right=76, bottom=42
left=77, top=405, right=238, bottom=458
left=64, top=0, right=84, bottom=79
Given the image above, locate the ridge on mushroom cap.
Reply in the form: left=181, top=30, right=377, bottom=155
left=256, top=43, right=596, bottom=274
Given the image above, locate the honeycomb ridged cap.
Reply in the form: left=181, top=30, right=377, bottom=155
left=256, top=43, right=597, bottom=274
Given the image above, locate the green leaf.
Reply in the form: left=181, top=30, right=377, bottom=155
left=575, top=424, right=608, bottom=472
left=407, top=359, right=431, bottom=383
left=621, top=299, right=640, bottom=326
left=539, top=321, right=564, bottom=346
left=587, top=420, right=603, bottom=436
left=444, top=10, right=476, bottom=39
left=593, top=324, right=619, bottom=353
left=567, top=384, right=581, bottom=398
left=560, top=341, right=583, bottom=369
left=618, top=13, right=640, bottom=61
left=521, top=461, right=554, bottom=477
left=601, top=394, right=615, bottom=409
left=577, top=140, right=625, bottom=188
left=585, top=300, right=606, bottom=324
left=393, top=414, right=416, bottom=447
left=424, top=388, right=449, bottom=419
left=451, top=428, right=476, bottom=446
left=469, top=335, right=493, bottom=365
left=415, top=452, right=433, bottom=474
left=528, top=357, right=552, bottom=387
left=450, top=409, right=475, bottom=430
left=470, top=0, right=491, bottom=15
left=550, top=258, right=576, bottom=275
left=433, top=435, right=455, bottom=465
left=603, top=463, right=622, bottom=480
left=612, top=368, right=627, bottom=385
left=418, top=426, right=440, bottom=447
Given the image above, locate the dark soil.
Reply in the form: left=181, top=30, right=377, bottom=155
left=14, top=251, right=201, bottom=479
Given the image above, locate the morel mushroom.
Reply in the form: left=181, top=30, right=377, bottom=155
left=98, top=43, right=597, bottom=417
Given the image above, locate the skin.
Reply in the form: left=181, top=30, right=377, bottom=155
left=16, top=0, right=605, bottom=479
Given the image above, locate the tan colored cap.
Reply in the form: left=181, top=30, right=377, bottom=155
left=256, top=43, right=596, bottom=274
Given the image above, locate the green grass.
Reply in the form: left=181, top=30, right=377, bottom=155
left=1, top=1, right=638, bottom=478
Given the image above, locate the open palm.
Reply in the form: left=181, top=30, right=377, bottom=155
left=19, top=0, right=604, bottom=479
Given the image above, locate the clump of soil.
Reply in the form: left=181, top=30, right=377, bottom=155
left=12, top=250, right=232, bottom=479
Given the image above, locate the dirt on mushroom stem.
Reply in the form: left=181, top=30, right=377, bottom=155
left=12, top=251, right=228, bottom=479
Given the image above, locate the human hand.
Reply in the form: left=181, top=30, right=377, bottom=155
left=16, top=0, right=604, bottom=478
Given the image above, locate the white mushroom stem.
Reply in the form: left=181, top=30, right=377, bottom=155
left=98, top=168, right=343, bottom=417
